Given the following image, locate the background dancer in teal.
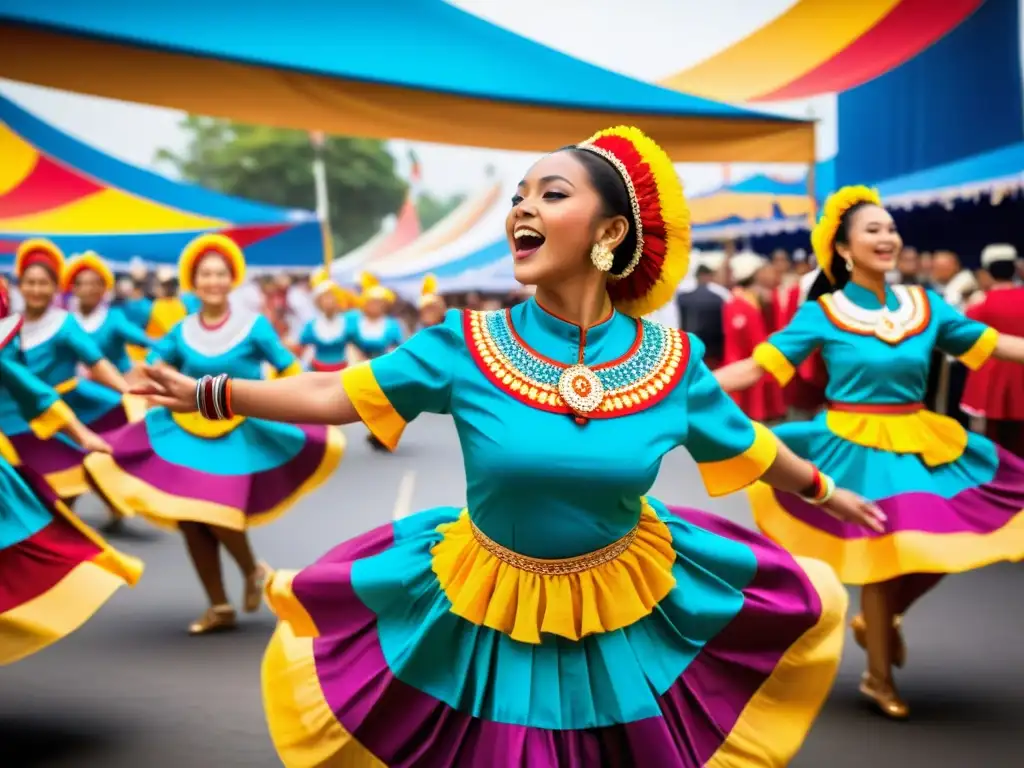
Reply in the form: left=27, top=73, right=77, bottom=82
left=718, top=186, right=1024, bottom=719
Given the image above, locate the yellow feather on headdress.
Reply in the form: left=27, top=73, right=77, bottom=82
left=811, top=185, right=882, bottom=284
left=359, top=272, right=380, bottom=292
left=421, top=273, right=438, bottom=298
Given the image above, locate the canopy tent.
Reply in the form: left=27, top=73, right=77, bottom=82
left=689, top=158, right=836, bottom=243
left=876, top=142, right=1024, bottom=208
left=331, top=193, right=422, bottom=273
left=0, top=1, right=812, bottom=162
left=331, top=178, right=503, bottom=286
left=0, top=92, right=325, bottom=271
left=658, top=0, right=983, bottom=102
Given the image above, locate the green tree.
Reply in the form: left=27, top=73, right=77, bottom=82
left=156, top=116, right=408, bottom=255
left=415, top=192, right=467, bottom=231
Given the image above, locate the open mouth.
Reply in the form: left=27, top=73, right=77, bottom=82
left=513, top=227, right=546, bottom=258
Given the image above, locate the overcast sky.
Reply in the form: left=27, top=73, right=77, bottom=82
left=1, top=0, right=1017, bottom=200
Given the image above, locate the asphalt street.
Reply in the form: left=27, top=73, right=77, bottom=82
left=2, top=415, right=1022, bottom=767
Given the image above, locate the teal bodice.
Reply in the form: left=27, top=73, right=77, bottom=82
left=348, top=310, right=404, bottom=358
left=75, top=305, right=153, bottom=373
left=148, top=310, right=297, bottom=379
left=767, top=283, right=990, bottom=404
left=299, top=314, right=351, bottom=365
left=365, top=299, right=764, bottom=558
left=0, top=308, right=111, bottom=432
left=0, top=315, right=62, bottom=431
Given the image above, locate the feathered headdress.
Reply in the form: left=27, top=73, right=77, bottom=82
left=61, top=251, right=115, bottom=293
left=810, top=186, right=882, bottom=284
left=574, top=126, right=691, bottom=317
left=178, top=233, right=246, bottom=292
left=359, top=271, right=395, bottom=304
left=418, top=273, right=444, bottom=309
left=15, top=238, right=65, bottom=281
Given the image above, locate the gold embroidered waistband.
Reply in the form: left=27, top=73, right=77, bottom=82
left=56, top=377, right=78, bottom=394
left=469, top=517, right=640, bottom=575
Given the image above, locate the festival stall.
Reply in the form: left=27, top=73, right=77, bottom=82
left=0, top=93, right=325, bottom=271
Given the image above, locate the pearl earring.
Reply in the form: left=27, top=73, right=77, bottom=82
left=590, top=243, right=613, bottom=272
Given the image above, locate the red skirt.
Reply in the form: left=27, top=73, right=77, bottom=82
left=962, top=358, right=1024, bottom=420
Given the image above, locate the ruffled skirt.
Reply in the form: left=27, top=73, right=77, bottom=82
left=261, top=497, right=846, bottom=767
left=83, top=408, right=344, bottom=530
left=749, top=414, right=1024, bottom=584
left=1, top=405, right=132, bottom=500
left=0, top=457, right=142, bottom=665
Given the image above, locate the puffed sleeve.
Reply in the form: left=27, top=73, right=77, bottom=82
left=0, top=344, right=74, bottom=439
left=341, top=309, right=461, bottom=450
left=112, top=307, right=154, bottom=349
left=145, top=324, right=184, bottom=368
left=62, top=315, right=105, bottom=367
left=250, top=315, right=302, bottom=378
left=751, top=301, right=826, bottom=385
left=683, top=335, right=778, bottom=497
left=928, top=289, right=999, bottom=370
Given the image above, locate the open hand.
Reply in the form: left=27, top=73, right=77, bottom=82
left=821, top=487, right=887, bottom=533
left=130, top=364, right=199, bottom=413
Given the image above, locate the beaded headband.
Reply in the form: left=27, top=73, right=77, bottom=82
left=572, top=126, right=691, bottom=318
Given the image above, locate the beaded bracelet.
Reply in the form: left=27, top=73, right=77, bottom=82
left=196, top=373, right=233, bottom=421
left=799, top=468, right=836, bottom=505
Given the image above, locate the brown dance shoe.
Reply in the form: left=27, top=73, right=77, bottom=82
left=859, top=672, right=910, bottom=720
left=188, top=604, right=237, bottom=635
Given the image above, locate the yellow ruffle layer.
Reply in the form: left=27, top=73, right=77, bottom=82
left=825, top=409, right=966, bottom=467
left=430, top=500, right=676, bottom=645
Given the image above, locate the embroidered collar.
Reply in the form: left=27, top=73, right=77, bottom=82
left=181, top=310, right=258, bottom=357
left=20, top=307, right=67, bottom=350
left=818, top=284, right=930, bottom=344
left=74, top=305, right=110, bottom=334
left=0, top=314, right=23, bottom=351
left=465, top=307, right=688, bottom=418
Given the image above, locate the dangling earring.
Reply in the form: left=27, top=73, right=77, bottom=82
left=844, top=256, right=854, bottom=271
left=590, top=243, right=613, bottom=272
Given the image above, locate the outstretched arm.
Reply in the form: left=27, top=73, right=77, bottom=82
left=714, top=357, right=766, bottom=392
left=134, top=365, right=359, bottom=426
left=993, top=334, right=1024, bottom=364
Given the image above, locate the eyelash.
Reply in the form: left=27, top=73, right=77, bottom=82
left=510, top=191, right=568, bottom=206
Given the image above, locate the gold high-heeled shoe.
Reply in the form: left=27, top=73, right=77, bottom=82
left=859, top=672, right=910, bottom=719
left=189, top=604, right=237, bottom=635
left=244, top=562, right=272, bottom=613
left=851, top=613, right=907, bottom=668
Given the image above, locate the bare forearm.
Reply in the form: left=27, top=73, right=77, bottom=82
left=59, top=410, right=89, bottom=443
left=230, top=372, right=359, bottom=425
left=714, top=358, right=765, bottom=393
left=90, top=359, right=129, bottom=394
left=760, top=437, right=816, bottom=494
left=994, top=334, right=1024, bottom=364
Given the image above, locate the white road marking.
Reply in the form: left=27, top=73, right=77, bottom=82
left=392, top=470, right=417, bottom=520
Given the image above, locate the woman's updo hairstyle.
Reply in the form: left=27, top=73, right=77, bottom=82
left=560, top=147, right=638, bottom=276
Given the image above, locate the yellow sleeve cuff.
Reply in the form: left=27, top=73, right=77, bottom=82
left=268, top=360, right=303, bottom=379
left=28, top=400, right=75, bottom=440
left=752, top=343, right=796, bottom=386
left=958, top=327, right=999, bottom=370
left=697, top=421, right=779, bottom=497
left=340, top=362, right=406, bottom=451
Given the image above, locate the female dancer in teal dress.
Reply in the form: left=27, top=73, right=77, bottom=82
left=297, top=278, right=355, bottom=372
left=133, top=127, right=886, bottom=767
left=0, top=284, right=142, bottom=665
left=717, top=186, right=1024, bottom=719
left=348, top=273, right=404, bottom=451
left=2, top=240, right=137, bottom=504
left=64, top=251, right=154, bottom=373
left=417, top=273, right=447, bottom=328
left=85, top=233, right=345, bottom=635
